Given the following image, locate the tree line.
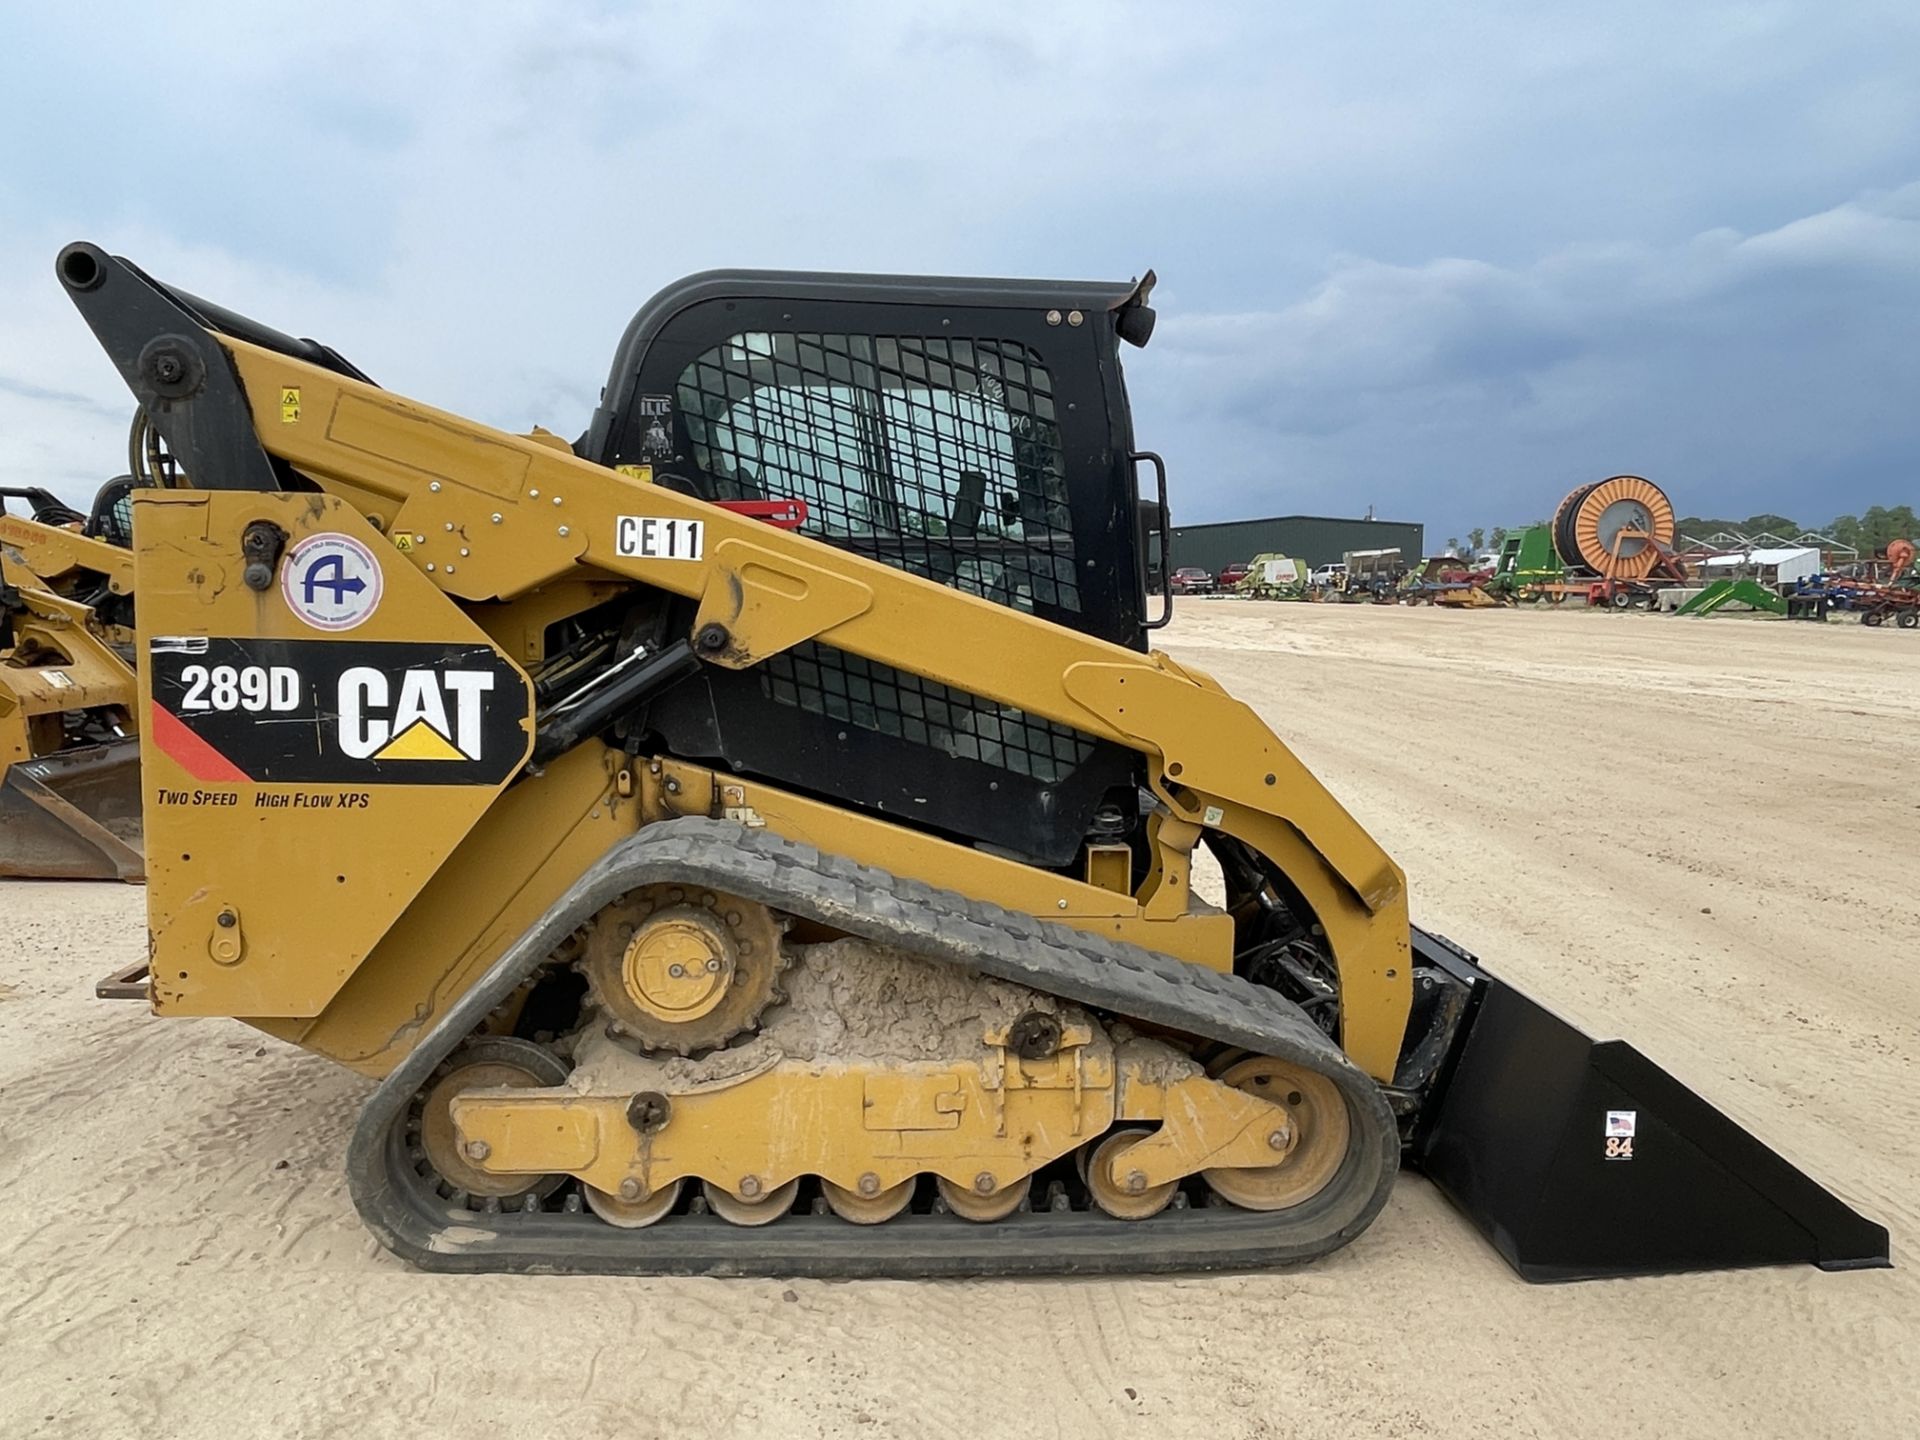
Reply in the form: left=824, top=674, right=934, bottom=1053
left=1669, top=505, right=1916, bottom=554
left=1441, top=506, right=1915, bottom=558
left=1444, top=526, right=1511, bottom=557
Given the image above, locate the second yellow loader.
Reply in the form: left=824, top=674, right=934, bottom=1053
left=0, top=482, right=143, bottom=880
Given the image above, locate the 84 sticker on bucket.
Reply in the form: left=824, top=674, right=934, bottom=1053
left=1604, top=1109, right=1637, bottom=1160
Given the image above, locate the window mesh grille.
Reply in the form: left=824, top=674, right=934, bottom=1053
left=675, top=331, right=1080, bottom=615
left=761, top=640, right=1096, bottom=784
left=674, top=330, right=1095, bottom=782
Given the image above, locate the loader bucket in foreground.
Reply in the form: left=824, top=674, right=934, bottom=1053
left=0, top=737, right=144, bottom=881
left=1408, top=930, right=1889, bottom=1281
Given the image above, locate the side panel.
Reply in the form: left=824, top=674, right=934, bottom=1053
left=134, top=491, right=534, bottom=1017
left=251, top=742, right=641, bottom=1076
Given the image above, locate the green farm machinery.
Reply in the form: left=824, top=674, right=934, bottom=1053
left=1238, top=553, right=1307, bottom=600
left=1675, top=578, right=1788, bottom=618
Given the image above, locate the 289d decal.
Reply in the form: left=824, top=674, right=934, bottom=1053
left=149, top=637, right=529, bottom=785
left=177, top=663, right=302, bottom=713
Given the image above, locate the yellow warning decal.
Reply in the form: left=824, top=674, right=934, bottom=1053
left=373, top=720, right=466, bottom=762
left=280, top=386, right=301, bottom=423
left=393, top=532, right=415, bottom=553
left=615, top=464, right=654, bottom=483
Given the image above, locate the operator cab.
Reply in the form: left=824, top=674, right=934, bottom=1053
left=580, top=270, right=1164, bottom=867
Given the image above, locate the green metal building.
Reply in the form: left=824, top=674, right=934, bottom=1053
left=1168, top=514, right=1426, bottom=573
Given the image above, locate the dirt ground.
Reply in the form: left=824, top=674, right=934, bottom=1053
left=4, top=604, right=1915, bottom=1439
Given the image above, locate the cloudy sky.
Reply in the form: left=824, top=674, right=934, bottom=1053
left=3, top=1, right=1916, bottom=540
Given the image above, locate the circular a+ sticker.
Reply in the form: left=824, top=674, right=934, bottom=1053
left=281, top=532, right=383, bottom=631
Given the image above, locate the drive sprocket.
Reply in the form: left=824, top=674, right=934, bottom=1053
left=579, top=884, right=788, bottom=1055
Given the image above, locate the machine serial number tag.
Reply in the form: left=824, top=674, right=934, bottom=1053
left=615, top=516, right=704, bottom=561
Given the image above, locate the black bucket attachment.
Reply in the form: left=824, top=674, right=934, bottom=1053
left=1406, top=929, right=1889, bottom=1281
left=0, top=736, right=144, bottom=881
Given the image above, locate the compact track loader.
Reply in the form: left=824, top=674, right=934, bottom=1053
left=0, top=482, right=143, bottom=879
left=59, top=242, right=1885, bottom=1278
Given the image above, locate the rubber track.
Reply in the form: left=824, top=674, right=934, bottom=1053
left=347, top=817, right=1401, bottom=1277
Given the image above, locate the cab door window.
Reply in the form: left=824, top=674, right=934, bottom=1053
left=675, top=331, right=1080, bottom=617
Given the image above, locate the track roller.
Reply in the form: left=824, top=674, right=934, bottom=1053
left=936, top=1173, right=1031, bottom=1222
left=1084, top=1128, right=1177, bottom=1220
left=584, top=1178, right=683, bottom=1228
left=702, top=1178, right=802, bottom=1226
left=822, top=1176, right=917, bottom=1225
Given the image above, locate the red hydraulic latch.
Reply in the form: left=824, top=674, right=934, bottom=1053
left=714, top=499, right=809, bottom=530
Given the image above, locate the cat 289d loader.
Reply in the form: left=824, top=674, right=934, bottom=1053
left=58, top=242, right=1885, bottom=1279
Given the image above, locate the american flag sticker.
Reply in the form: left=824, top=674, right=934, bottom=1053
left=1605, top=1110, right=1637, bottom=1138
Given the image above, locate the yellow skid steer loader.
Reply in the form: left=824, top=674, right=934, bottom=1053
left=0, top=483, right=143, bottom=880
left=58, top=242, right=1885, bottom=1278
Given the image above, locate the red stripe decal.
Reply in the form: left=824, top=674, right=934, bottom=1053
left=149, top=702, right=249, bottom=783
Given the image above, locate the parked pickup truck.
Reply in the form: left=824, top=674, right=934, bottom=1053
left=1171, top=567, right=1216, bottom=594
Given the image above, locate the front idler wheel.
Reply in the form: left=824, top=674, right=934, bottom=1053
left=1202, top=1056, right=1350, bottom=1211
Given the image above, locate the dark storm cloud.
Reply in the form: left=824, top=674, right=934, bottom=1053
left=1127, top=184, right=1920, bottom=532
left=2, top=1, right=1916, bottom=539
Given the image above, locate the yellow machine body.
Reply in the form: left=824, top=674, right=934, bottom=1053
left=130, top=351, right=1412, bottom=1080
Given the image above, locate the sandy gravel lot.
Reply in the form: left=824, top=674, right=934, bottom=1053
left=4, top=603, right=1914, bottom=1439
